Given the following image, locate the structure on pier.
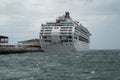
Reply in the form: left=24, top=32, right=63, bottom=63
left=17, top=38, right=40, bottom=48
left=0, top=35, right=8, bottom=47
left=17, top=38, right=41, bottom=51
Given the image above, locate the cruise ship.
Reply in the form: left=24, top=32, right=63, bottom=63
left=40, top=12, right=91, bottom=52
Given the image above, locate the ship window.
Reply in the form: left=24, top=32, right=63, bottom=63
left=54, top=27, right=59, bottom=29
left=69, top=40, right=72, bottom=42
left=75, top=27, right=88, bottom=36
left=45, top=30, right=52, bottom=31
left=47, top=36, right=51, bottom=39
left=61, top=36, right=70, bottom=40
left=45, top=40, right=51, bottom=42
left=69, top=36, right=72, bottom=39
left=79, top=36, right=89, bottom=43
left=60, top=32, right=67, bottom=34
left=60, top=30, right=67, bottom=31
left=43, top=36, right=47, bottom=38
left=74, top=37, right=77, bottom=39
left=60, top=36, right=72, bottom=39
left=60, top=36, right=67, bottom=40
left=43, top=36, right=51, bottom=39
left=61, top=27, right=69, bottom=29
left=42, top=27, right=44, bottom=29
left=45, top=27, right=53, bottom=29
left=43, top=32, right=51, bottom=34
left=60, top=27, right=72, bottom=29
left=61, top=40, right=68, bottom=42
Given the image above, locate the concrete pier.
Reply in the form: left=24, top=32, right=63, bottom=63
left=0, top=37, right=43, bottom=54
left=0, top=46, right=42, bottom=54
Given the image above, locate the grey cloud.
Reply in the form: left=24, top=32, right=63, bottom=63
left=0, top=1, right=25, bottom=15
left=0, top=0, right=120, bottom=49
left=89, top=15, right=120, bottom=49
left=54, top=0, right=120, bottom=16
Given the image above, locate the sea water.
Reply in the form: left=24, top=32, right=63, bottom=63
left=0, top=50, right=120, bottom=80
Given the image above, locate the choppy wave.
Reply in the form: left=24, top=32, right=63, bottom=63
left=0, top=50, right=120, bottom=80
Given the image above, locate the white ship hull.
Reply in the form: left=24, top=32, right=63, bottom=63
left=41, top=39, right=89, bottom=53
left=73, top=40, right=89, bottom=51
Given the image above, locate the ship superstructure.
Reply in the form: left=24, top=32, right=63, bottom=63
left=40, top=12, right=91, bottom=52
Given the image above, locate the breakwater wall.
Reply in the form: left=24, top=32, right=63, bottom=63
left=0, top=47, right=42, bottom=54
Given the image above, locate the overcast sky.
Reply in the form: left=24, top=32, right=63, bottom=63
left=0, top=0, right=120, bottom=49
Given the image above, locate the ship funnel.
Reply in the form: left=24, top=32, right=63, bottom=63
left=65, top=12, right=70, bottom=19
